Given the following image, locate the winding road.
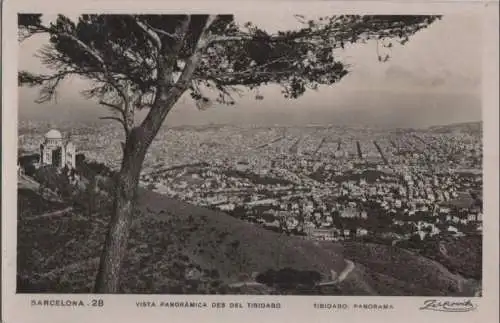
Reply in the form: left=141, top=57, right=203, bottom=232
left=228, top=259, right=356, bottom=289
left=317, top=259, right=355, bottom=286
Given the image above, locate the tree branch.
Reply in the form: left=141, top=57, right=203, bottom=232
left=99, top=100, right=123, bottom=112
left=99, top=116, right=129, bottom=137
left=139, top=15, right=220, bottom=147
left=153, top=29, right=179, bottom=39
left=136, top=19, right=179, bottom=41
left=134, top=19, right=162, bottom=48
left=175, top=15, right=218, bottom=88
left=99, top=99, right=128, bottom=128
left=45, top=26, right=130, bottom=103
left=55, top=32, right=106, bottom=66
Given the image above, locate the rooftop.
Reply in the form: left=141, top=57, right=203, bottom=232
left=45, top=129, right=63, bottom=140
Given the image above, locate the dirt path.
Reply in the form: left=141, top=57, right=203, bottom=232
left=19, top=257, right=100, bottom=281
left=317, top=259, right=355, bottom=286
left=23, top=207, right=74, bottom=221
left=228, top=281, right=267, bottom=288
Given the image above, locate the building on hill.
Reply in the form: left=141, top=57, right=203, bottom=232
left=304, top=227, right=340, bottom=241
left=40, top=129, right=76, bottom=169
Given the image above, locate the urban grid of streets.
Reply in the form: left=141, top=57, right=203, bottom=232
left=19, top=122, right=483, bottom=244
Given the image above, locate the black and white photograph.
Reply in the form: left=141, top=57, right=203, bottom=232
left=14, top=10, right=486, bottom=298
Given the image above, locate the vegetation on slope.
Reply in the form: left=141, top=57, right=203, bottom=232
left=18, top=168, right=347, bottom=294
left=17, top=163, right=481, bottom=296
left=337, top=242, right=481, bottom=296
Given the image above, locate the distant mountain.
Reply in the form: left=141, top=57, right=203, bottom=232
left=19, top=88, right=481, bottom=129
left=428, top=121, right=482, bottom=134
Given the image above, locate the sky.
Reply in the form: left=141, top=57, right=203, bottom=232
left=18, top=13, right=483, bottom=127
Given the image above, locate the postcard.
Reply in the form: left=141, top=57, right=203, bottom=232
left=2, top=0, right=499, bottom=322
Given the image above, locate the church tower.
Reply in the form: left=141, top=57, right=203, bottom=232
left=39, top=129, right=76, bottom=169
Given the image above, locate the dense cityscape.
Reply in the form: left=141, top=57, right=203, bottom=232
left=19, top=120, right=483, bottom=246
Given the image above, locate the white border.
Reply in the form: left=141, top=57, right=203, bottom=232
left=3, top=1, right=499, bottom=323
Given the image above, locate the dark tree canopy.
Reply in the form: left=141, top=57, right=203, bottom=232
left=19, top=14, right=441, bottom=111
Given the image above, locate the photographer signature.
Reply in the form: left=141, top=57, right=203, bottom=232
left=419, top=299, right=477, bottom=312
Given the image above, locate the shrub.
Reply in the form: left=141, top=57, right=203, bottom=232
left=34, top=166, right=74, bottom=199
left=210, top=269, right=220, bottom=279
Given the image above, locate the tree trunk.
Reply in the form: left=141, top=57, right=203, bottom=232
left=92, top=85, right=195, bottom=294
left=92, top=15, right=217, bottom=293
left=93, top=129, right=147, bottom=293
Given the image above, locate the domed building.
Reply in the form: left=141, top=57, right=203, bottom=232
left=40, top=129, right=76, bottom=169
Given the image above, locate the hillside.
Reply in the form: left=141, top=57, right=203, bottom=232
left=427, top=121, right=482, bottom=134
left=18, top=180, right=347, bottom=294
left=336, top=242, right=481, bottom=296
left=17, top=176, right=480, bottom=295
